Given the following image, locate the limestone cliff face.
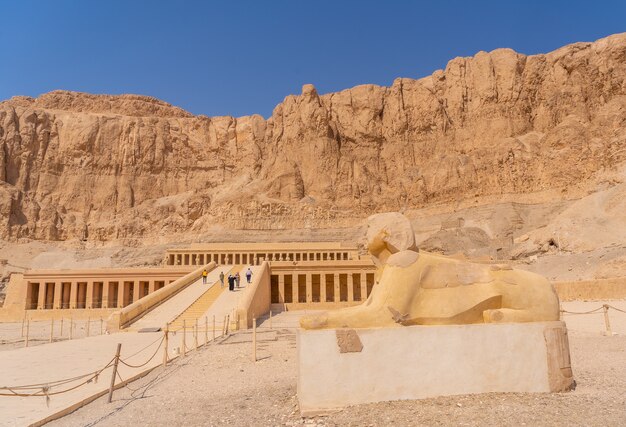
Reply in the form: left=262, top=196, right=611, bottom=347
left=1, top=33, right=626, bottom=241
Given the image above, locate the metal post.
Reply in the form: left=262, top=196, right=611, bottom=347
left=108, top=343, right=122, bottom=403
left=252, top=317, right=257, bottom=362
left=25, top=318, right=30, bottom=347
left=212, top=315, right=216, bottom=340
left=100, top=317, right=103, bottom=335
left=163, top=324, right=169, bottom=367
left=49, top=318, right=54, bottom=343
left=87, top=318, right=91, bottom=337
left=194, top=319, right=198, bottom=350
left=603, top=304, right=613, bottom=336
left=21, top=315, right=25, bottom=337
left=69, top=317, right=73, bottom=340
left=182, top=320, right=186, bottom=357
left=60, top=317, right=64, bottom=336
left=269, top=310, right=273, bottom=329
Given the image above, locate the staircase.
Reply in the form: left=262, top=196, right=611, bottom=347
left=169, top=266, right=241, bottom=329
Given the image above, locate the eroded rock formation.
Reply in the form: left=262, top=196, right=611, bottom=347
left=1, top=33, right=626, bottom=241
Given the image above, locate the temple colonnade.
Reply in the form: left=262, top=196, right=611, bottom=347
left=23, top=268, right=190, bottom=311
left=167, top=250, right=355, bottom=266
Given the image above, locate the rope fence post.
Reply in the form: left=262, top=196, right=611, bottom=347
left=21, top=314, right=25, bottom=337
left=87, top=318, right=91, bottom=337
left=69, top=317, right=73, bottom=340
left=603, top=304, right=613, bottom=336
left=212, top=315, right=216, bottom=340
left=182, top=320, right=186, bottom=357
left=194, top=319, right=198, bottom=351
left=49, top=318, right=54, bottom=343
left=204, top=316, right=208, bottom=346
left=25, top=318, right=30, bottom=348
left=60, top=317, right=64, bottom=337
left=252, top=317, right=257, bottom=362
left=269, top=310, right=272, bottom=329
left=108, top=343, right=122, bottom=403
left=163, top=324, right=169, bottom=367
left=100, top=317, right=103, bottom=335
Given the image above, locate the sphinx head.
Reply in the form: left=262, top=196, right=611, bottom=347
left=366, top=212, right=418, bottom=265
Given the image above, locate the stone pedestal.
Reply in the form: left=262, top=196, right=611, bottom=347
left=297, top=321, right=573, bottom=415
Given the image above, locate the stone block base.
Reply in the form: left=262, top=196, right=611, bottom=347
left=297, top=321, right=573, bottom=414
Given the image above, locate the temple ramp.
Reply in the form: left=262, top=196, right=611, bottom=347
left=168, top=266, right=239, bottom=329
left=199, top=265, right=262, bottom=327
left=130, top=265, right=232, bottom=330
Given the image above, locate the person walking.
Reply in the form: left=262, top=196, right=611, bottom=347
left=245, top=267, right=252, bottom=284
left=219, top=271, right=225, bottom=288
left=235, top=272, right=241, bottom=288
left=202, top=269, right=208, bottom=284
left=228, top=274, right=234, bottom=291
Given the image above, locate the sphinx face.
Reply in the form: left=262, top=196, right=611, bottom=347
left=367, top=229, right=388, bottom=256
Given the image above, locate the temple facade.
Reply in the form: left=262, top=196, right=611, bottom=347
left=165, top=242, right=361, bottom=266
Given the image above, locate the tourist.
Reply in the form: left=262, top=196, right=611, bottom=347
left=202, top=269, right=208, bottom=284
left=219, top=271, right=225, bottom=288
left=246, top=267, right=252, bottom=284
left=235, top=272, right=241, bottom=288
left=228, top=274, right=234, bottom=291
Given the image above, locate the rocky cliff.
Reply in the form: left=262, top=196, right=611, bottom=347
left=1, top=33, right=626, bottom=242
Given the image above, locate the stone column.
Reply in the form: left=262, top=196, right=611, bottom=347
left=37, top=283, right=46, bottom=309
left=77, top=282, right=87, bottom=309
left=333, top=273, right=340, bottom=303
left=149, top=280, right=156, bottom=294
left=306, top=274, right=312, bottom=303
left=53, top=281, right=62, bottom=309
left=102, top=283, right=110, bottom=308
left=70, top=282, right=78, bottom=309
left=278, top=274, right=285, bottom=303
left=360, top=272, right=367, bottom=300
left=133, top=280, right=140, bottom=303
left=347, top=273, right=354, bottom=302
left=117, top=283, right=125, bottom=309
left=292, top=274, right=299, bottom=303
left=86, top=281, right=94, bottom=309
left=320, top=275, right=327, bottom=302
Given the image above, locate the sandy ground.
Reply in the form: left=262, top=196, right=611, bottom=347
left=40, top=302, right=626, bottom=427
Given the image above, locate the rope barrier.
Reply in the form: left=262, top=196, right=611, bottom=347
left=0, top=357, right=116, bottom=397
left=606, top=304, right=626, bottom=314
left=0, top=331, right=168, bottom=399
left=560, top=306, right=605, bottom=315
left=118, top=337, right=165, bottom=369
left=122, top=335, right=164, bottom=360
left=560, top=304, right=626, bottom=315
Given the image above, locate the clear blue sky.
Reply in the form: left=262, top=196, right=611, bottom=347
left=1, top=0, right=625, bottom=118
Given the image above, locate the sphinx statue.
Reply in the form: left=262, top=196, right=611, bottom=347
left=300, top=212, right=560, bottom=329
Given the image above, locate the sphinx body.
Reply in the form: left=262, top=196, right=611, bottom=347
left=300, top=213, right=560, bottom=329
